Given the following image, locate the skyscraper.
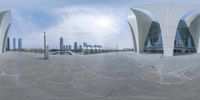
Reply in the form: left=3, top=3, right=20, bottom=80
left=13, top=38, right=16, bottom=51
left=63, top=45, right=66, bottom=51
left=18, top=38, right=22, bottom=50
left=83, top=42, right=87, bottom=47
left=6, top=37, right=10, bottom=51
left=74, top=42, right=78, bottom=50
left=79, top=45, right=82, bottom=50
left=60, top=37, right=64, bottom=51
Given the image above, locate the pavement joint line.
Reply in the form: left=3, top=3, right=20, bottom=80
left=78, top=64, right=138, bottom=81
left=71, top=70, right=115, bottom=97
left=80, top=64, right=139, bottom=81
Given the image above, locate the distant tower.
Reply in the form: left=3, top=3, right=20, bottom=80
left=63, top=45, right=66, bottom=51
left=83, top=42, right=87, bottom=47
left=60, top=37, right=64, bottom=51
left=74, top=42, right=78, bottom=50
left=6, top=37, right=10, bottom=51
left=18, top=38, right=22, bottom=51
left=13, top=38, right=16, bottom=51
left=79, top=45, right=82, bottom=50
left=69, top=45, right=72, bottom=50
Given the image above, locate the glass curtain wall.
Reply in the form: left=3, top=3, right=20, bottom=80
left=144, top=21, right=163, bottom=53
left=174, top=20, right=196, bottom=54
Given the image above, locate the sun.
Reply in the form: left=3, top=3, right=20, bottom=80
left=96, top=16, right=113, bottom=28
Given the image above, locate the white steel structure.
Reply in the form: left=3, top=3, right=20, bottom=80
left=128, top=3, right=200, bottom=56
left=0, top=10, right=11, bottom=53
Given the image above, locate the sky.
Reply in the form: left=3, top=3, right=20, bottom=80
left=0, top=0, right=200, bottom=49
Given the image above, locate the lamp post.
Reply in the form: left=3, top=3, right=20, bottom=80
left=44, top=32, right=49, bottom=59
left=44, top=32, right=46, bottom=56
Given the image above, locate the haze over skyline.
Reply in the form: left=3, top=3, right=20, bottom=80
left=0, top=0, right=200, bottom=49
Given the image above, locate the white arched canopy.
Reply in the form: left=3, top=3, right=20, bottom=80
left=128, top=8, right=159, bottom=53
left=182, top=10, right=200, bottom=54
left=128, top=4, right=200, bottom=56
left=0, top=10, right=11, bottom=53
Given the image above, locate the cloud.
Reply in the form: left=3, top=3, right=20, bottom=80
left=7, top=3, right=134, bottom=49
left=36, top=6, right=122, bottom=49
left=7, top=0, right=200, bottom=49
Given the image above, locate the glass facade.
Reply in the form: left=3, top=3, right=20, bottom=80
left=143, top=20, right=196, bottom=54
left=174, top=20, right=196, bottom=54
left=144, top=22, right=163, bottom=53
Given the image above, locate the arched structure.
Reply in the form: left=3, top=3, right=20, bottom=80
left=128, top=3, right=200, bottom=56
left=0, top=10, right=11, bottom=53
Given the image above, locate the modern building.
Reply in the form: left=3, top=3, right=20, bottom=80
left=83, top=42, right=88, bottom=49
left=0, top=10, right=11, bottom=53
left=60, top=37, right=64, bottom=51
left=63, top=45, right=66, bottom=51
left=18, top=38, right=22, bottom=50
left=79, top=45, right=82, bottom=50
left=83, top=42, right=87, bottom=47
left=74, top=42, right=78, bottom=50
left=13, top=38, right=16, bottom=51
left=128, top=3, right=200, bottom=56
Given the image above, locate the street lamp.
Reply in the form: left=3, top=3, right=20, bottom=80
left=44, top=32, right=49, bottom=59
left=44, top=32, right=46, bottom=54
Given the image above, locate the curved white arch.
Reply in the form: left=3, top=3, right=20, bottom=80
left=127, top=22, right=137, bottom=51
left=183, top=11, right=200, bottom=54
left=132, top=8, right=159, bottom=22
left=183, top=9, right=200, bottom=26
left=128, top=8, right=160, bottom=53
left=2, top=24, right=11, bottom=52
left=0, top=10, right=11, bottom=53
left=127, top=9, right=138, bottom=52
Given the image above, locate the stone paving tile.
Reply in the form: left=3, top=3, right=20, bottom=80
left=0, top=52, right=200, bottom=100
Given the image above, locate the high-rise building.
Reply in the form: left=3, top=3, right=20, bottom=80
left=6, top=37, right=10, bottom=51
left=83, top=42, right=88, bottom=49
left=83, top=42, right=87, bottom=47
left=79, top=45, right=82, bottom=50
left=18, top=38, right=22, bottom=50
left=60, top=37, right=64, bottom=51
left=13, top=38, right=16, bottom=51
left=74, top=42, right=78, bottom=50
left=63, top=45, right=66, bottom=51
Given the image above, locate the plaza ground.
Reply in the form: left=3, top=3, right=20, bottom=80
left=0, top=51, right=200, bottom=100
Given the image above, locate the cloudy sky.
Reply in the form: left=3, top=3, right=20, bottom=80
left=0, top=0, right=200, bottom=49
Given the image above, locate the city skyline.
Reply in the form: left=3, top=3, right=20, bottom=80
left=1, top=0, right=200, bottom=49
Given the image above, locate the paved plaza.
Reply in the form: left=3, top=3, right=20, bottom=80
left=0, top=52, right=200, bottom=100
